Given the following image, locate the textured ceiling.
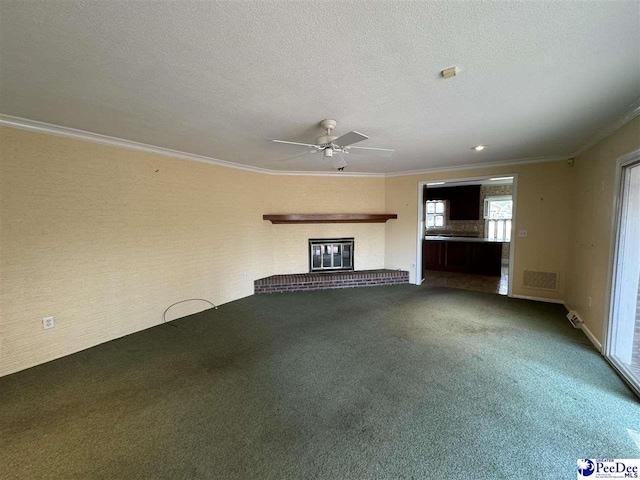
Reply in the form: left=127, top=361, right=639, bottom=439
left=1, top=1, right=639, bottom=173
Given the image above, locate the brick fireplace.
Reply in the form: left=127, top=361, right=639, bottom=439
left=257, top=214, right=406, bottom=293
left=255, top=269, right=409, bottom=294
left=255, top=236, right=409, bottom=294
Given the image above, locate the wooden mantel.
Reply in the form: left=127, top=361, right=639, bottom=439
left=263, top=214, right=397, bottom=224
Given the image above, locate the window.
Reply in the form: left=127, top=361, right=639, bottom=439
left=426, top=200, right=446, bottom=229
left=484, top=195, right=512, bottom=241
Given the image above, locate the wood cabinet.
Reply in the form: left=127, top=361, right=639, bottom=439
left=467, top=242, right=503, bottom=276
left=425, top=185, right=481, bottom=220
left=423, top=240, right=445, bottom=271
left=422, top=240, right=503, bottom=276
left=444, top=242, right=468, bottom=272
left=449, top=185, right=481, bottom=220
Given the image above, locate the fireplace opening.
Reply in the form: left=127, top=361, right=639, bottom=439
left=309, top=238, right=354, bottom=273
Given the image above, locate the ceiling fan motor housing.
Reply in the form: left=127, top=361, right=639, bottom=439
left=319, top=119, right=337, bottom=132
left=316, top=135, right=338, bottom=146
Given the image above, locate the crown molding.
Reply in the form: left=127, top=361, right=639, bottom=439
left=0, top=114, right=385, bottom=178
left=257, top=168, right=384, bottom=178
left=0, top=114, right=276, bottom=174
left=384, top=154, right=569, bottom=177
left=571, top=97, right=640, bottom=158
left=0, top=113, right=568, bottom=178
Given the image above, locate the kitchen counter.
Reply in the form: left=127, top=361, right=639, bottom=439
left=425, top=235, right=509, bottom=243
left=423, top=236, right=505, bottom=276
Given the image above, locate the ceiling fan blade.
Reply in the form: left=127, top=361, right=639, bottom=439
left=344, top=145, right=395, bottom=158
left=332, top=131, right=369, bottom=147
left=276, top=150, right=315, bottom=162
left=272, top=139, right=318, bottom=148
left=331, top=153, right=348, bottom=170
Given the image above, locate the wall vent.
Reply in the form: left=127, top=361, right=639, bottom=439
left=566, top=310, right=583, bottom=328
left=522, top=270, right=559, bottom=291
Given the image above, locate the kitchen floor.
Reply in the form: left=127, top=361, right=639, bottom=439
left=422, top=265, right=509, bottom=295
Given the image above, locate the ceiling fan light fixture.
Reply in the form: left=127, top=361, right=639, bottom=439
left=472, top=145, right=486, bottom=151
left=271, top=119, right=394, bottom=170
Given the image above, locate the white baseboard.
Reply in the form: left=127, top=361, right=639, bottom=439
left=580, top=323, right=603, bottom=352
left=511, top=294, right=565, bottom=304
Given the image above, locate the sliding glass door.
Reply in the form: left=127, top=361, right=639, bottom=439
left=607, top=153, right=640, bottom=396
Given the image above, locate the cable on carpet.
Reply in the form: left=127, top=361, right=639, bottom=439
left=163, top=299, right=218, bottom=328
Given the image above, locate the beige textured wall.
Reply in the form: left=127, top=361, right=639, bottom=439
left=3, top=117, right=636, bottom=376
left=266, top=176, right=386, bottom=274
left=384, top=161, right=574, bottom=300
left=565, top=117, right=640, bottom=343
left=0, top=127, right=387, bottom=376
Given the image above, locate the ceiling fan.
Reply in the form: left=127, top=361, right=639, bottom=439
left=272, top=119, right=394, bottom=171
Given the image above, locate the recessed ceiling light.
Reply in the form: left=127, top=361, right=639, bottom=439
left=472, top=145, right=486, bottom=151
left=427, top=182, right=445, bottom=186
left=489, top=176, right=513, bottom=181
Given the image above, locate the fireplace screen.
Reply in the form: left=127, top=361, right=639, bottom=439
left=309, top=238, right=354, bottom=272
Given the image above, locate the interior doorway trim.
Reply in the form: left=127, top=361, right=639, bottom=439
left=415, top=173, right=518, bottom=297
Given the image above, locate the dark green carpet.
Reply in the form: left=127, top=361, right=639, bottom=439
left=1, top=285, right=638, bottom=479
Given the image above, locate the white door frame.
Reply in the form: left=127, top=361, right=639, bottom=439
left=604, top=148, right=640, bottom=396
left=415, top=173, right=518, bottom=297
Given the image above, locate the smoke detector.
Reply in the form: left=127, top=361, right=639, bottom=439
left=441, top=66, right=458, bottom=79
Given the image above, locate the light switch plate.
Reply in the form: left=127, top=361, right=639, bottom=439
left=518, top=230, right=528, bottom=237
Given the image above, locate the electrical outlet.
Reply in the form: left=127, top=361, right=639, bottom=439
left=43, top=316, right=55, bottom=330
left=588, top=296, right=592, bottom=308
left=518, top=230, right=528, bottom=237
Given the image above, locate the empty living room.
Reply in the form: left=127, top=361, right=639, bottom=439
left=1, top=1, right=640, bottom=479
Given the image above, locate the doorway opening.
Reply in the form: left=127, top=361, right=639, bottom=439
left=416, top=174, right=517, bottom=297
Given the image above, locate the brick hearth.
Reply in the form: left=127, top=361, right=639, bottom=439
left=255, top=269, right=410, bottom=294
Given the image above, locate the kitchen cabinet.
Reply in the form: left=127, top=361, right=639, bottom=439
left=425, top=185, right=481, bottom=221
left=444, top=242, right=468, bottom=272
left=467, top=242, right=503, bottom=276
left=423, top=238, right=504, bottom=276
left=423, top=240, right=445, bottom=271
left=449, top=185, right=481, bottom=220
